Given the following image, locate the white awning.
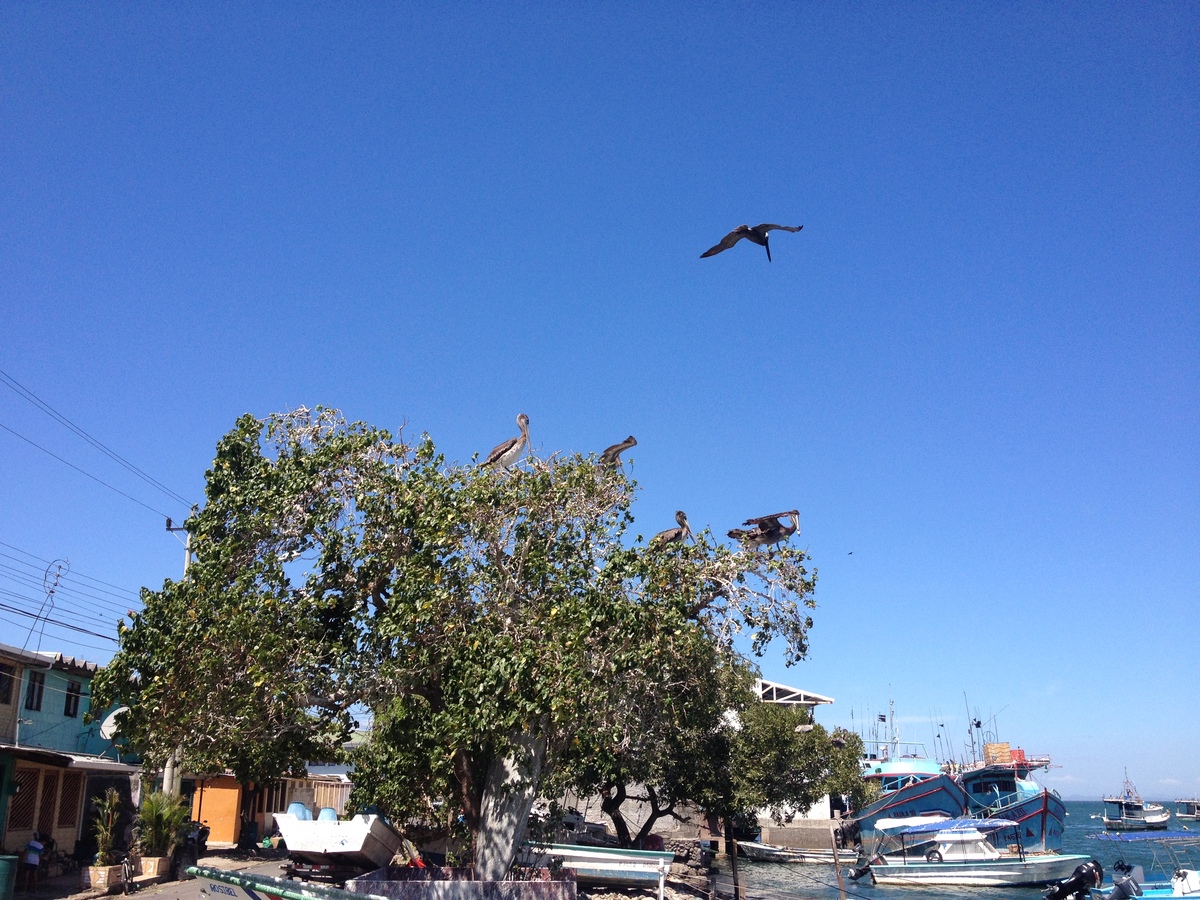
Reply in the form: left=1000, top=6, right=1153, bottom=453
left=64, top=752, right=141, bottom=774
left=756, top=679, right=834, bottom=707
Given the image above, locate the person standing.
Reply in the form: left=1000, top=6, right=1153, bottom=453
left=22, top=831, right=45, bottom=893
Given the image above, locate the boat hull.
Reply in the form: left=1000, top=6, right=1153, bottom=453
left=274, top=814, right=404, bottom=870
left=738, top=841, right=836, bottom=864
left=850, top=775, right=968, bottom=853
left=517, top=843, right=674, bottom=888
left=870, top=853, right=1093, bottom=887
left=1102, top=811, right=1171, bottom=831
left=966, top=788, right=1067, bottom=852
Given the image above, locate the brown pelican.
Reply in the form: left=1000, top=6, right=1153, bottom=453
left=727, top=509, right=800, bottom=551
left=701, top=224, right=803, bottom=262
left=599, top=435, right=637, bottom=467
left=651, top=510, right=692, bottom=547
left=481, top=413, right=530, bottom=469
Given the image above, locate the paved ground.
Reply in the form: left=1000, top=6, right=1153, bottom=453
left=11, top=851, right=289, bottom=900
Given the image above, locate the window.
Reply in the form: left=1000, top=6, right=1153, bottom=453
left=0, top=663, right=13, bottom=704
left=25, top=670, right=44, bottom=711
left=64, top=680, right=82, bottom=718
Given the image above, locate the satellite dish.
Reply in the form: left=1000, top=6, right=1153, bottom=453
left=99, top=706, right=129, bottom=740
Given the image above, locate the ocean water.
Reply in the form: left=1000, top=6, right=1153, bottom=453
left=726, top=801, right=1194, bottom=900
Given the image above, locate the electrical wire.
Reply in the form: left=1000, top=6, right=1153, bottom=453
left=0, top=367, right=194, bottom=509
left=0, top=613, right=115, bottom=655
left=0, top=598, right=119, bottom=642
left=0, top=542, right=142, bottom=600
left=0, top=421, right=175, bottom=520
left=0, top=561, right=140, bottom=619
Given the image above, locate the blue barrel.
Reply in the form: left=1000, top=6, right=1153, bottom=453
left=317, top=807, right=337, bottom=821
left=0, top=855, right=17, bottom=900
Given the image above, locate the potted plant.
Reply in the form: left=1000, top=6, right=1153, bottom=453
left=135, top=791, right=190, bottom=878
left=86, top=787, right=125, bottom=893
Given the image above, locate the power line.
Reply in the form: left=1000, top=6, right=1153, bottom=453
left=0, top=598, right=119, bottom=642
left=0, top=613, right=116, bottom=656
left=0, top=367, right=193, bottom=509
left=0, top=541, right=143, bottom=600
left=0, top=569, right=132, bottom=627
left=0, top=559, right=142, bottom=616
left=0, top=420, right=175, bottom=519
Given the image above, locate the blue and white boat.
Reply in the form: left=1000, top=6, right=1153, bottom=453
left=953, top=746, right=1066, bottom=852
left=849, top=740, right=968, bottom=853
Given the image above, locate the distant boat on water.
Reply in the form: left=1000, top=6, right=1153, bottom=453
left=1102, top=772, right=1170, bottom=831
left=1176, top=798, right=1200, bottom=821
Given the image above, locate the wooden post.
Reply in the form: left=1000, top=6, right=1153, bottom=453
left=831, top=824, right=847, bottom=900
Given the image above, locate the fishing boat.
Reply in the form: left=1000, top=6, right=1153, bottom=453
left=952, top=741, right=1066, bottom=852
left=1176, top=798, right=1200, bottom=822
left=1086, top=831, right=1200, bottom=898
left=737, top=840, right=837, bottom=863
left=1102, top=774, right=1170, bottom=831
left=848, top=736, right=968, bottom=853
left=857, top=817, right=1091, bottom=887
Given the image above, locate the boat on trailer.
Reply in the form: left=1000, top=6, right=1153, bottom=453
left=1103, top=774, right=1170, bottom=831
left=273, top=813, right=404, bottom=882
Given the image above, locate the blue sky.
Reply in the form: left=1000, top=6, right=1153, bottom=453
left=1, top=5, right=1196, bottom=799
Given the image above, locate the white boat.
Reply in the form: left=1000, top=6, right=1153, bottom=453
left=859, top=817, right=1092, bottom=887
left=518, top=842, right=674, bottom=892
left=738, top=840, right=837, bottom=863
left=1177, top=798, right=1200, bottom=821
left=273, top=812, right=404, bottom=871
left=1103, top=773, right=1170, bottom=831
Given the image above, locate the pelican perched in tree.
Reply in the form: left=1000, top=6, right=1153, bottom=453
left=701, top=224, right=803, bottom=262
left=651, top=510, right=693, bottom=548
left=599, top=435, right=637, bottom=468
left=481, top=413, right=530, bottom=470
left=727, top=509, right=800, bottom=551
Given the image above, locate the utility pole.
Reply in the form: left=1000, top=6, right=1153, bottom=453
left=161, top=506, right=197, bottom=797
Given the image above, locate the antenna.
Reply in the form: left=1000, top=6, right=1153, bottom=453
left=22, top=558, right=68, bottom=653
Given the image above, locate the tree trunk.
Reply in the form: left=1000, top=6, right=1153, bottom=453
left=472, top=731, right=548, bottom=880
left=600, top=783, right=632, bottom=846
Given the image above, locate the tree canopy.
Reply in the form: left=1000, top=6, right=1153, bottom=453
left=93, top=407, right=836, bottom=874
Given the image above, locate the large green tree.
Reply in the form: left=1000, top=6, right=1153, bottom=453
left=94, top=408, right=824, bottom=876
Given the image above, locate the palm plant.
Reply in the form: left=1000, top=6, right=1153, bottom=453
left=136, top=791, right=191, bottom=857
left=94, top=787, right=123, bottom=866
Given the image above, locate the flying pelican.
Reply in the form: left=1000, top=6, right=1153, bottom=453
left=481, top=413, right=530, bottom=470
left=651, top=510, right=692, bottom=548
left=727, top=509, right=800, bottom=551
left=599, top=435, right=637, bottom=467
left=701, top=224, right=803, bottom=262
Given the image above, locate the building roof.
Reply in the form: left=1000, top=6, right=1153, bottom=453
left=0, top=641, right=100, bottom=677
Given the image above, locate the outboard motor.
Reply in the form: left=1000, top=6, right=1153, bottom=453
left=847, top=863, right=873, bottom=882
left=1044, top=860, right=1104, bottom=900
